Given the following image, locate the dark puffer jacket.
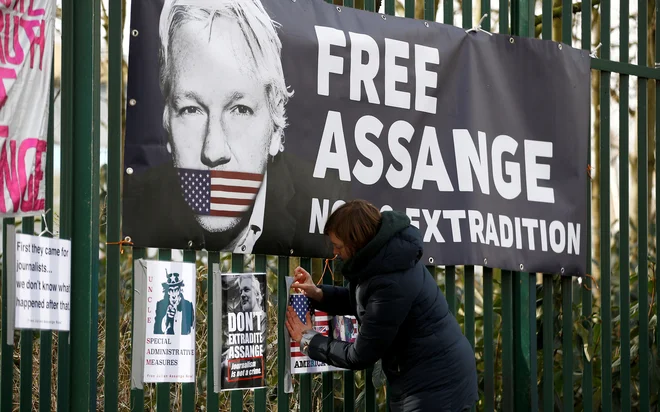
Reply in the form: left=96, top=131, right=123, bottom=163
left=308, top=211, right=478, bottom=412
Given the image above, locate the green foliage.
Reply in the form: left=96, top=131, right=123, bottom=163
left=448, top=224, right=659, bottom=411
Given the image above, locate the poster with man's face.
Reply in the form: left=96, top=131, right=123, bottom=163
left=217, top=270, right=268, bottom=391
left=123, top=0, right=350, bottom=261
left=123, top=0, right=591, bottom=275
left=143, top=260, right=196, bottom=383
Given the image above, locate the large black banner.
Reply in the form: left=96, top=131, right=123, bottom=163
left=123, top=0, right=590, bottom=275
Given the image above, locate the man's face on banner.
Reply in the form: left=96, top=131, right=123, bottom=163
left=168, top=285, right=182, bottom=307
left=165, top=16, right=280, bottom=233
left=239, top=277, right=261, bottom=312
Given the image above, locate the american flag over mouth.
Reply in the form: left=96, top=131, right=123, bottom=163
left=289, top=293, right=330, bottom=357
left=177, top=169, right=263, bottom=217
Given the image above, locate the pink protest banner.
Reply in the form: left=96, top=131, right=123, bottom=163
left=0, top=0, right=54, bottom=217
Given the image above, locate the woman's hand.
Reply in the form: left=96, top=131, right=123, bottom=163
left=291, top=266, right=323, bottom=302
left=285, top=306, right=313, bottom=343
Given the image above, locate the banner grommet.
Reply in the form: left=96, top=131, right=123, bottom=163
left=126, top=167, right=134, bottom=175
left=132, top=29, right=139, bottom=37
left=483, top=258, right=488, bottom=265
left=519, top=264, right=524, bottom=271
left=336, top=6, right=341, bottom=12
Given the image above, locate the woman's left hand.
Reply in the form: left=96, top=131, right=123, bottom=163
left=285, top=306, right=313, bottom=343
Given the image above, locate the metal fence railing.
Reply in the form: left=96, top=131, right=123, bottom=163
left=0, top=0, right=658, bottom=410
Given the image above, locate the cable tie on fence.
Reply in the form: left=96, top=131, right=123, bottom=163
left=465, top=14, right=493, bottom=36
left=317, top=255, right=337, bottom=285
left=38, top=208, right=56, bottom=237
left=581, top=273, right=599, bottom=291
left=587, top=164, right=594, bottom=180
left=589, top=43, right=602, bottom=58
left=107, top=239, right=134, bottom=255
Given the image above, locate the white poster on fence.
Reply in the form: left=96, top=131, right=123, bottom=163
left=13, top=233, right=71, bottom=331
left=143, top=260, right=196, bottom=383
left=0, top=0, right=55, bottom=217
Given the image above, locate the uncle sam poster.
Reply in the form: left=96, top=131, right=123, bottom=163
left=143, top=260, right=196, bottom=383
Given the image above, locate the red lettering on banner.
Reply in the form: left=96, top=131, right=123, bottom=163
left=0, top=1, right=50, bottom=214
left=3, top=14, right=24, bottom=65
left=0, top=11, right=4, bottom=63
left=0, top=131, right=46, bottom=213
left=0, top=7, right=47, bottom=69
left=20, top=16, right=44, bottom=69
left=12, top=0, right=23, bottom=13
left=18, top=137, right=46, bottom=212
left=27, top=0, right=45, bottom=17
left=0, top=139, right=20, bottom=213
left=0, top=67, right=17, bottom=110
left=11, top=0, right=44, bottom=15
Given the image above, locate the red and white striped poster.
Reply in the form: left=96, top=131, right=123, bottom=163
left=289, top=292, right=345, bottom=374
left=0, top=0, right=54, bottom=217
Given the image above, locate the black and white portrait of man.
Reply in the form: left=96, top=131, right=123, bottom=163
left=122, top=0, right=350, bottom=257
left=157, top=0, right=292, bottom=254
left=238, top=274, right=263, bottom=313
left=222, top=272, right=267, bottom=332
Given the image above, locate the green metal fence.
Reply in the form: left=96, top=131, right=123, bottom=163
left=0, top=0, right=658, bottom=410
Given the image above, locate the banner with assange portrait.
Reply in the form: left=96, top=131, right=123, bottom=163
left=122, top=0, right=591, bottom=276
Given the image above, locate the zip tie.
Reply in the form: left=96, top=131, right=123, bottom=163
left=465, top=14, right=493, bottom=36
left=38, top=208, right=56, bottom=237
left=589, top=43, right=602, bottom=58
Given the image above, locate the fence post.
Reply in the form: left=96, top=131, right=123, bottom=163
left=510, top=0, right=534, bottom=410
left=68, top=0, right=101, bottom=409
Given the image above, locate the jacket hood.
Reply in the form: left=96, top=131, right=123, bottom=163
left=340, top=211, right=424, bottom=282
